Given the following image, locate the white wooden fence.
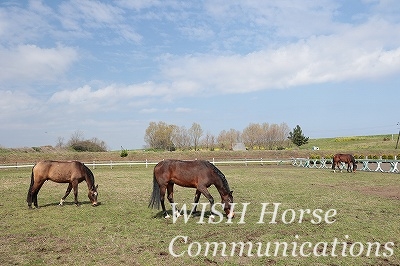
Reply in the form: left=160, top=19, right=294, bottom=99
left=2, top=158, right=398, bottom=173
left=0, top=158, right=291, bottom=169
left=292, top=158, right=400, bottom=173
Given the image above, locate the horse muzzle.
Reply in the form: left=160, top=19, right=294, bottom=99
left=225, top=209, right=234, bottom=219
left=92, top=202, right=98, bottom=207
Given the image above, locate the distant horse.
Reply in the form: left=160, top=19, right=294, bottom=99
left=27, top=160, right=98, bottom=208
left=149, top=159, right=234, bottom=219
left=332, top=154, right=357, bottom=172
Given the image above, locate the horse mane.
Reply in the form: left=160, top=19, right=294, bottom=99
left=206, top=161, right=231, bottom=193
left=83, top=163, right=95, bottom=189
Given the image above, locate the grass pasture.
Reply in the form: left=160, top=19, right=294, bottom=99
left=0, top=165, right=399, bottom=265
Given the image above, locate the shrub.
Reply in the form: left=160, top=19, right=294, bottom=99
left=120, top=149, right=128, bottom=157
left=71, top=140, right=107, bottom=152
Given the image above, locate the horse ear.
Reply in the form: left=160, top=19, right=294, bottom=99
left=230, top=191, right=233, bottom=195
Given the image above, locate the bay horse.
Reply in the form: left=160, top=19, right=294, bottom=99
left=332, top=154, right=357, bottom=172
left=27, top=160, right=98, bottom=208
left=149, top=159, right=234, bottom=219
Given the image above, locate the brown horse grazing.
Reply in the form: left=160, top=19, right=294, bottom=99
left=149, top=159, right=234, bottom=219
left=27, top=160, right=98, bottom=208
left=332, top=154, right=357, bottom=172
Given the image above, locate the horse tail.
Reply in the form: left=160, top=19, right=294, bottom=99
left=26, top=165, right=35, bottom=202
left=148, top=169, right=161, bottom=209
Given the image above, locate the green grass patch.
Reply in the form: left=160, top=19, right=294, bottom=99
left=0, top=165, right=399, bottom=265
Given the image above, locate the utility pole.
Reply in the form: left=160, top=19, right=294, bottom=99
left=396, top=123, right=400, bottom=149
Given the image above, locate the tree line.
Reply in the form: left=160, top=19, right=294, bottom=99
left=144, top=121, right=309, bottom=151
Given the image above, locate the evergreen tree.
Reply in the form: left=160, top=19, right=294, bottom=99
left=288, top=125, right=309, bottom=147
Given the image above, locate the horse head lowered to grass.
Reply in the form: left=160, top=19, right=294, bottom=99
left=332, top=154, right=357, bottom=173
left=27, top=160, right=98, bottom=208
left=149, top=159, right=234, bottom=219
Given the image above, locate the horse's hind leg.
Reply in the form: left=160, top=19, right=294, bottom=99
left=166, top=183, right=180, bottom=218
left=158, top=186, right=169, bottom=218
left=30, top=180, right=45, bottom=208
left=59, top=183, right=73, bottom=206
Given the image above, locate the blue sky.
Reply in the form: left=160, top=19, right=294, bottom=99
left=1, top=0, right=399, bottom=150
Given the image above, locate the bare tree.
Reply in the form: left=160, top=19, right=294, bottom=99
left=202, top=132, right=216, bottom=151
left=242, top=122, right=290, bottom=150
left=218, top=129, right=241, bottom=150
left=172, top=126, right=191, bottom=150
left=67, top=130, right=84, bottom=146
left=242, top=123, right=262, bottom=149
left=144, top=121, right=175, bottom=150
left=189, top=122, right=203, bottom=151
left=55, top=136, right=64, bottom=149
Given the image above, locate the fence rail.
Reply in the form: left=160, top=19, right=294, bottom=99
left=0, top=158, right=292, bottom=170
left=2, top=158, right=398, bottom=174
left=292, top=158, right=400, bottom=173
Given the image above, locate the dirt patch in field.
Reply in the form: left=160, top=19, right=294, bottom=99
left=356, top=186, right=400, bottom=200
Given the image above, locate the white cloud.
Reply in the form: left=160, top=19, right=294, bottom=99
left=159, top=17, right=400, bottom=94
left=0, top=90, right=38, bottom=117
left=140, top=108, right=158, bottom=114
left=0, top=44, right=78, bottom=83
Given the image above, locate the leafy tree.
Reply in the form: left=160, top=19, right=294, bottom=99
left=288, top=125, right=309, bottom=147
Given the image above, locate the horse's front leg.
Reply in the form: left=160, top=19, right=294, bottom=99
left=198, top=188, right=215, bottom=219
left=191, top=189, right=202, bottom=214
left=59, top=183, right=73, bottom=206
left=72, top=182, right=79, bottom=206
left=332, top=162, right=337, bottom=173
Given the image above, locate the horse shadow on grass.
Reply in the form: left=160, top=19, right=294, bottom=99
left=152, top=210, right=214, bottom=219
left=38, top=201, right=102, bottom=208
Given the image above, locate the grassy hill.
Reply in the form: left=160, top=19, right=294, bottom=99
left=303, top=134, right=398, bottom=151
left=1, top=134, right=400, bottom=164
